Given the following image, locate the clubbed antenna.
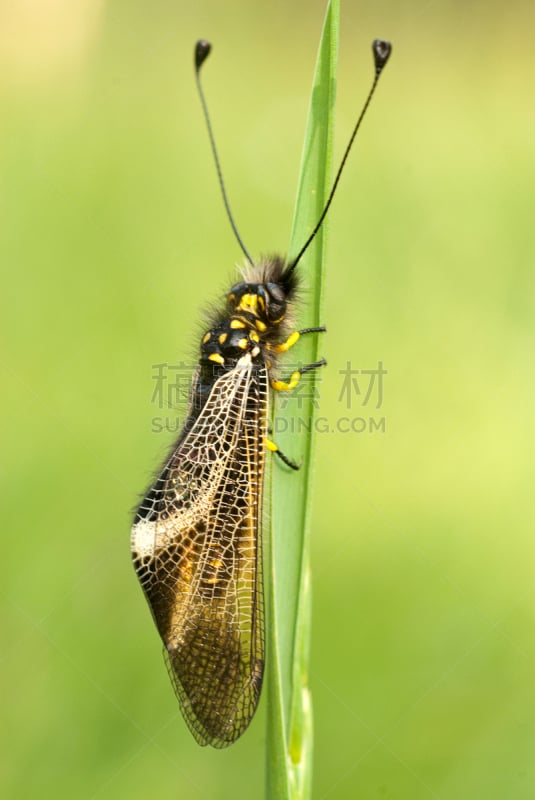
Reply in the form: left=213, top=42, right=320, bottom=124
left=288, top=39, right=392, bottom=272
left=195, top=40, right=254, bottom=267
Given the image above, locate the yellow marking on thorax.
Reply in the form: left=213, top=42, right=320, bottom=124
left=208, top=353, right=225, bottom=365
left=237, top=294, right=258, bottom=313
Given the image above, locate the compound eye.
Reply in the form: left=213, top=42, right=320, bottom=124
left=265, top=282, right=287, bottom=321
left=265, top=283, right=285, bottom=304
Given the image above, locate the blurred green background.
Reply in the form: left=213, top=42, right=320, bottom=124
left=2, top=0, right=534, bottom=798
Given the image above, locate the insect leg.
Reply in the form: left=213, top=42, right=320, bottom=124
left=267, top=356, right=326, bottom=467
left=265, top=437, right=299, bottom=470
left=271, top=358, right=326, bottom=392
left=270, top=325, right=326, bottom=354
left=268, top=329, right=326, bottom=465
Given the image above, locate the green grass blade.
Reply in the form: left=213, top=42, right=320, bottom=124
left=266, top=2, right=339, bottom=797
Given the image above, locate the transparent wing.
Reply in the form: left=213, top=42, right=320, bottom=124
left=131, top=355, right=267, bottom=747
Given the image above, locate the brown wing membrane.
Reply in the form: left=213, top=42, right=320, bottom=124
left=131, top=355, right=267, bottom=747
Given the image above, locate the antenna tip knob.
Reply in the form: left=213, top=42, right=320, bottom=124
left=195, top=40, right=212, bottom=71
left=372, top=39, right=392, bottom=72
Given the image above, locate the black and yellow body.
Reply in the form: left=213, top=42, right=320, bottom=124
left=131, top=256, right=324, bottom=747
left=130, top=34, right=391, bottom=750
left=195, top=256, right=300, bottom=409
